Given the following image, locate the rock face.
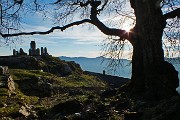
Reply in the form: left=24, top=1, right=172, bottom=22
left=19, top=104, right=37, bottom=118
left=0, top=66, right=10, bottom=88
left=0, top=74, right=16, bottom=96
left=37, top=77, right=54, bottom=97
left=7, top=75, right=16, bottom=96
left=0, top=66, right=9, bottom=75
left=0, top=56, right=83, bottom=77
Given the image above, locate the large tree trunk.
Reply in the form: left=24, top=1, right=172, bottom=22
left=129, top=0, right=179, bottom=100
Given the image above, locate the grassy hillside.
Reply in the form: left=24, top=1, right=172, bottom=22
left=1, top=56, right=179, bottom=120
left=0, top=68, right=107, bottom=119
left=0, top=56, right=83, bottom=76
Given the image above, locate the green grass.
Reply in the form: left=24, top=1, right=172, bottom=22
left=63, top=74, right=106, bottom=87
left=0, top=104, right=20, bottom=117
left=10, top=69, right=53, bottom=80
left=0, top=68, right=107, bottom=119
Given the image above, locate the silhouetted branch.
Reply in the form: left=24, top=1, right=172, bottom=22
left=89, top=1, right=134, bottom=44
left=163, top=8, right=180, bottom=20
left=98, top=0, right=108, bottom=12
left=0, top=19, right=92, bottom=38
left=80, top=0, right=91, bottom=7
left=1, top=0, right=135, bottom=45
left=54, top=0, right=62, bottom=4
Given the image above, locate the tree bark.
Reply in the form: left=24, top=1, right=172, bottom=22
left=129, top=0, right=179, bottom=100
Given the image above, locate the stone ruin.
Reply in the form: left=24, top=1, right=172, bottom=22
left=7, top=75, right=16, bottom=96
left=13, top=48, right=27, bottom=56
left=13, top=41, right=49, bottom=56
left=0, top=66, right=16, bottom=96
left=0, top=66, right=9, bottom=75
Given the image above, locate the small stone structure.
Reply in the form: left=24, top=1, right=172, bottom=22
left=29, top=41, right=48, bottom=56
left=13, top=48, right=27, bottom=56
left=13, top=41, right=49, bottom=56
left=0, top=66, right=9, bottom=75
left=0, top=67, right=16, bottom=96
left=103, top=70, right=106, bottom=75
left=7, top=75, right=16, bottom=96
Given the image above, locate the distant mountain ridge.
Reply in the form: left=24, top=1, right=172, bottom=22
left=60, top=56, right=132, bottom=78
left=60, top=56, right=180, bottom=93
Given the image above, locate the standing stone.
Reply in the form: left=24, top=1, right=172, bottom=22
left=30, top=41, right=36, bottom=55
left=19, top=48, right=27, bottom=56
left=103, top=70, right=106, bottom=75
left=7, top=75, right=16, bottom=96
left=29, top=49, right=32, bottom=56
left=13, top=49, right=16, bottom=56
left=16, top=51, right=19, bottom=55
left=36, top=48, right=40, bottom=56
left=44, top=47, right=47, bottom=55
left=19, top=48, right=24, bottom=55
left=41, top=47, right=44, bottom=55
left=0, top=66, right=9, bottom=75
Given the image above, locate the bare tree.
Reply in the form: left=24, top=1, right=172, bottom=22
left=0, top=0, right=180, bottom=99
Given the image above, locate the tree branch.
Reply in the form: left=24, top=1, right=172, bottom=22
left=163, top=8, right=180, bottom=20
left=0, top=19, right=92, bottom=38
left=53, top=0, right=62, bottom=4
left=98, top=0, right=108, bottom=12
left=1, top=0, right=135, bottom=45
left=89, top=1, right=134, bottom=44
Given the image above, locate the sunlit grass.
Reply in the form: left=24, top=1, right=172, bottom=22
left=0, top=68, right=107, bottom=118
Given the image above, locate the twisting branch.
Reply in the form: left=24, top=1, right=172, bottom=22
left=0, top=19, right=92, bottom=38
left=89, top=1, right=134, bottom=44
left=163, top=8, right=180, bottom=20
left=98, top=0, right=108, bottom=12
left=54, top=0, right=62, bottom=4
left=80, top=0, right=91, bottom=7
left=1, top=0, right=135, bottom=45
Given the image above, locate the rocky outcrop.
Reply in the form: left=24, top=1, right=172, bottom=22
left=0, top=74, right=16, bottom=97
left=7, top=75, right=16, bottom=96
left=0, top=56, right=83, bottom=77
left=0, top=66, right=9, bottom=75
left=19, top=104, right=37, bottom=118
left=0, top=66, right=15, bottom=96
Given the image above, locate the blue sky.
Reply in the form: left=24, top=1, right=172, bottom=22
left=0, top=0, right=179, bottom=58
left=0, top=0, right=133, bottom=58
left=0, top=11, right=107, bottom=57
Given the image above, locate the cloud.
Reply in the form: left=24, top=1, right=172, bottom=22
left=57, top=50, right=101, bottom=58
left=21, top=23, right=106, bottom=45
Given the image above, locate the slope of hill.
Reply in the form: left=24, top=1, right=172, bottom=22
left=0, top=55, right=132, bottom=119
left=0, top=56, right=83, bottom=77
left=60, top=56, right=180, bottom=93
left=60, top=56, right=132, bottom=78
left=1, top=56, right=180, bottom=120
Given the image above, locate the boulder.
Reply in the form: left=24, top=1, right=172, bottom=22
left=7, top=75, right=16, bottom=96
left=52, top=99, right=83, bottom=115
left=19, top=104, right=37, bottom=118
left=37, top=78, right=53, bottom=97
left=0, top=66, right=9, bottom=75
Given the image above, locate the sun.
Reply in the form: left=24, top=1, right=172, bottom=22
left=123, top=25, right=132, bottom=32
left=122, top=21, right=134, bottom=32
